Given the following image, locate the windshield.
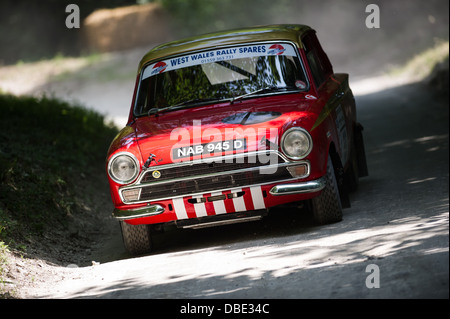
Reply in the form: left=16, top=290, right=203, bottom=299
left=134, top=42, right=308, bottom=117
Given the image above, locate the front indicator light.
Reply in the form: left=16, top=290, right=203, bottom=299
left=287, top=164, right=309, bottom=178
left=122, top=188, right=142, bottom=202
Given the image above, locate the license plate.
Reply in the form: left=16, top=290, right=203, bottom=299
left=173, top=138, right=246, bottom=159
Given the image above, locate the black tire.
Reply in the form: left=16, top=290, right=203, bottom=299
left=311, top=155, right=343, bottom=225
left=120, top=221, right=152, bottom=255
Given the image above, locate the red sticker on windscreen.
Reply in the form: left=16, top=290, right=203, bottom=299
left=295, top=80, right=307, bottom=89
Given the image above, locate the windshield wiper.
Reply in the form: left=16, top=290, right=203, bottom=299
left=230, top=86, right=291, bottom=104
left=148, top=104, right=185, bottom=117
left=148, top=98, right=215, bottom=117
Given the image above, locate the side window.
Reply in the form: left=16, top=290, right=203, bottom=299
left=306, top=49, right=324, bottom=88
left=302, top=32, right=333, bottom=88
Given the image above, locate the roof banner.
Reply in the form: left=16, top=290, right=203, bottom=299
left=142, top=43, right=297, bottom=80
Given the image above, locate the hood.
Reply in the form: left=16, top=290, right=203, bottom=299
left=130, top=95, right=317, bottom=166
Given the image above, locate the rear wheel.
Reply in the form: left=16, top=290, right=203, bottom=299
left=310, top=155, right=343, bottom=225
left=120, top=221, right=152, bottom=255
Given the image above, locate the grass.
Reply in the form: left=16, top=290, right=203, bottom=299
left=0, top=226, right=10, bottom=297
left=0, top=93, right=119, bottom=298
left=0, top=94, right=118, bottom=250
left=388, top=40, right=449, bottom=81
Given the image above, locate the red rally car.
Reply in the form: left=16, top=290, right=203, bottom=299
left=106, top=24, right=368, bottom=255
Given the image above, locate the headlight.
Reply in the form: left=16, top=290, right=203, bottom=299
left=108, top=152, right=139, bottom=184
left=281, top=127, right=313, bottom=160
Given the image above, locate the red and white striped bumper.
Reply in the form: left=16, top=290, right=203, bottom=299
left=113, top=185, right=267, bottom=222
left=113, top=177, right=326, bottom=223
left=171, top=186, right=267, bottom=220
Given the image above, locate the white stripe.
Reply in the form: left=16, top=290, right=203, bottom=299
left=250, top=186, right=266, bottom=210
left=211, top=192, right=227, bottom=215
left=191, top=195, right=208, bottom=217
left=173, top=198, right=188, bottom=220
left=231, top=188, right=246, bottom=212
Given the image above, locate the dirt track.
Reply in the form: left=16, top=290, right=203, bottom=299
left=9, top=75, right=446, bottom=300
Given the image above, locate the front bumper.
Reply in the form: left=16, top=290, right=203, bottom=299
left=113, top=204, right=164, bottom=220
left=112, top=176, right=326, bottom=221
left=269, top=176, right=326, bottom=195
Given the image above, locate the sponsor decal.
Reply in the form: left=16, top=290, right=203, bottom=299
left=151, top=61, right=167, bottom=75
left=267, top=44, right=286, bottom=55
left=143, top=43, right=298, bottom=80
left=295, top=80, right=307, bottom=89
left=305, top=94, right=317, bottom=100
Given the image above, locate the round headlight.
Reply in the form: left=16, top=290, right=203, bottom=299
left=108, top=152, right=139, bottom=184
left=281, top=127, right=313, bottom=160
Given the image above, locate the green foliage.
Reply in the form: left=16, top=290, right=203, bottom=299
left=146, top=0, right=292, bottom=38
left=0, top=219, right=11, bottom=297
left=0, top=94, right=118, bottom=246
left=0, top=0, right=137, bottom=64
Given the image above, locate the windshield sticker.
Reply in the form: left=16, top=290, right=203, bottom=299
left=143, top=43, right=298, bottom=80
left=151, top=61, right=168, bottom=75
left=267, top=44, right=286, bottom=55
left=295, top=80, right=307, bottom=89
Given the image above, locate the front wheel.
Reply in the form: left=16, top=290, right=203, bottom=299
left=310, top=155, right=343, bottom=225
left=120, top=221, right=152, bottom=255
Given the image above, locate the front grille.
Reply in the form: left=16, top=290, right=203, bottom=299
left=120, top=151, right=302, bottom=203
left=140, top=152, right=284, bottom=183
left=139, top=165, right=292, bottom=201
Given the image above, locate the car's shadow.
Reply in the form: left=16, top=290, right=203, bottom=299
left=153, top=204, right=316, bottom=253
left=96, top=203, right=318, bottom=263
